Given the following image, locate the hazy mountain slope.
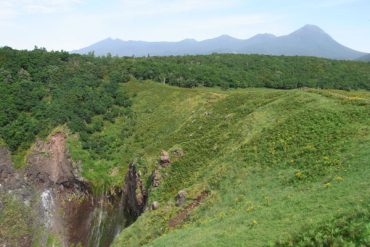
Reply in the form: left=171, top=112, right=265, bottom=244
left=111, top=81, right=370, bottom=246
left=74, top=25, right=365, bottom=59
left=239, top=25, right=364, bottom=59
left=358, top=54, right=370, bottom=61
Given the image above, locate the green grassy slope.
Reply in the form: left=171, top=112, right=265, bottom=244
left=110, top=81, right=369, bottom=246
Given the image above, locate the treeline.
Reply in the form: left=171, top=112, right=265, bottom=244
left=0, top=47, right=131, bottom=153
left=125, top=54, right=370, bottom=90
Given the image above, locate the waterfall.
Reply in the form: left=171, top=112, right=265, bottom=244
left=88, top=195, right=108, bottom=247
left=87, top=192, right=128, bottom=247
left=38, top=188, right=128, bottom=247
left=41, top=189, right=55, bottom=228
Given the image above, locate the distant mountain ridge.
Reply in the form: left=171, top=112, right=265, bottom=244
left=73, top=25, right=366, bottom=60
left=357, top=54, right=370, bottom=61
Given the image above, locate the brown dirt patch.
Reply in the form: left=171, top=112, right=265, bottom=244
left=168, top=191, right=209, bottom=228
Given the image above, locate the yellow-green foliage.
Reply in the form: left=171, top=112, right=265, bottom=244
left=110, top=81, right=369, bottom=246
left=0, top=195, right=33, bottom=246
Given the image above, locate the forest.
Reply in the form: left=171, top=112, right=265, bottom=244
left=0, top=47, right=131, bottom=158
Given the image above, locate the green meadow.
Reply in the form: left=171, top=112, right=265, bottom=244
left=72, top=81, right=369, bottom=246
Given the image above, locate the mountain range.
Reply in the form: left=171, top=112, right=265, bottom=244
left=73, top=25, right=366, bottom=60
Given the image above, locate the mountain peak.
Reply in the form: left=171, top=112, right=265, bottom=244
left=99, top=37, right=121, bottom=43
left=293, top=24, right=327, bottom=35
left=180, top=38, right=197, bottom=43
left=214, top=35, right=238, bottom=40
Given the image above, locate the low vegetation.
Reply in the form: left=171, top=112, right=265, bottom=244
left=110, top=82, right=369, bottom=246
left=0, top=195, right=33, bottom=246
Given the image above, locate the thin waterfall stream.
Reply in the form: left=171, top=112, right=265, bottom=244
left=40, top=188, right=129, bottom=247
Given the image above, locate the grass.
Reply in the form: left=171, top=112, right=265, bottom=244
left=108, top=81, right=369, bottom=246
left=274, top=205, right=370, bottom=246
left=0, top=195, right=33, bottom=246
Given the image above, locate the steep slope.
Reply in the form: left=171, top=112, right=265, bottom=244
left=73, top=25, right=366, bottom=59
left=110, top=81, right=370, bottom=246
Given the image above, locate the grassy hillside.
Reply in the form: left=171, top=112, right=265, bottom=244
left=108, top=81, right=370, bottom=246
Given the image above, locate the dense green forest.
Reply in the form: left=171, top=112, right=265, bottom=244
left=1, top=47, right=370, bottom=160
left=0, top=47, right=131, bottom=158
left=126, top=54, right=370, bottom=89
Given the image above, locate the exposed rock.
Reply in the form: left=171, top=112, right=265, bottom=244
left=57, top=190, right=95, bottom=247
left=0, top=147, right=28, bottom=194
left=175, top=190, right=187, bottom=207
left=0, top=147, right=35, bottom=247
left=0, top=134, right=124, bottom=247
left=171, top=147, right=184, bottom=158
left=151, top=169, right=161, bottom=187
left=0, top=147, right=15, bottom=184
left=25, top=132, right=78, bottom=189
left=159, top=150, right=170, bottom=167
left=122, top=163, right=148, bottom=219
left=151, top=201, right=159, bottom=210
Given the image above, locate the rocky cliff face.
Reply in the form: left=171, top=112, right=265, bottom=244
left=24, top=133, right=94, bottom=246
left=0, top=133, right=94, bottom=247
left=0, top=146, right=34, bottom=204
left=0, top=147, right=16, bottom=187
left=1, top=133, right=156, bottom=246
left=25, top=132, right=83, bottom=189
left=122, top=163, right=148, bottom=220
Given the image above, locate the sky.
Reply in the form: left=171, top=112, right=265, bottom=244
left=1, top=0, right=369, bottom=52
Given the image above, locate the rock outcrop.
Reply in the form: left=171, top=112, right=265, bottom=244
left=25, top=132, right=85, bottom=190
left=1, top=133, right=129, bottom=247
left=176, top=190, right=187, bottom=207
left=159, top=150, right=171, bottom=167
left=151, top=169, right=161, bottom=187
left=151, top=201, right=159, bottom=210
left=0, top=147, right=15, bottom=185
left=122, top=163, right=148, bottom=220
left=0, top=147, right=33, bottom=201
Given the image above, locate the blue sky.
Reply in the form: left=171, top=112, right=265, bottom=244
left=1, top=0, right=369, bottom=52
